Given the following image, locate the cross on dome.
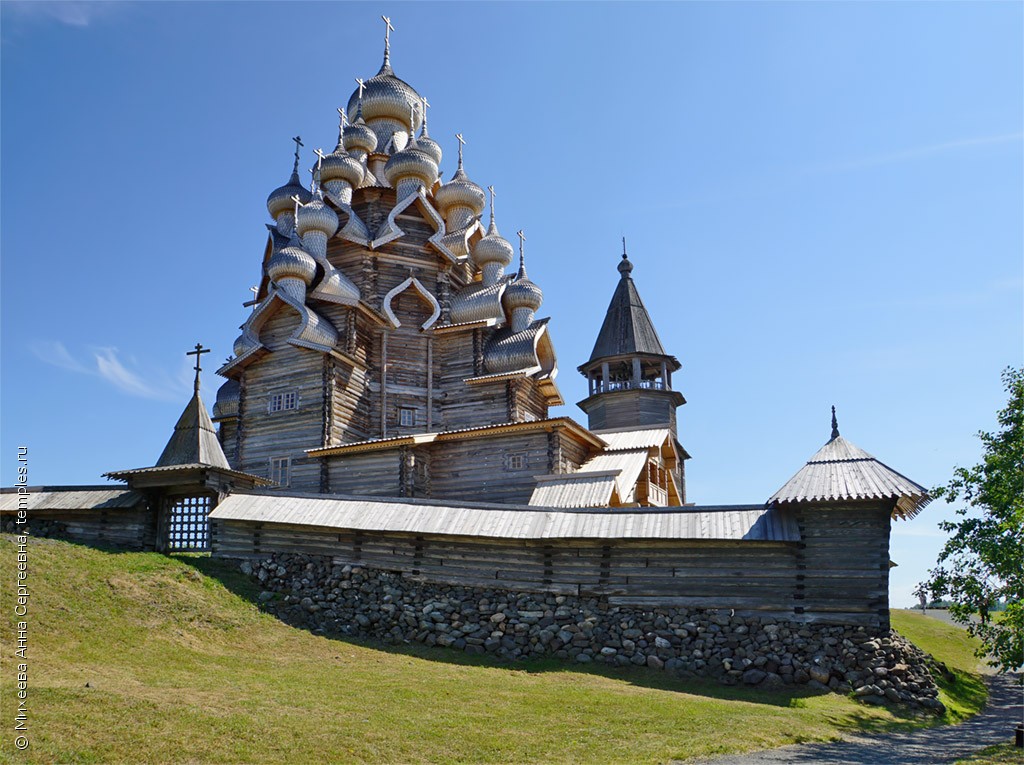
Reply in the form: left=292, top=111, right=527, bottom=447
left=338, top=107, right=348, bottom=130
left=291, top=135, right=303, bottom=173
left=455, top=133, right=465, bottom=169
left=381, top=15, right=394, bottom=66
left=186, top=342, right=210, bottom=394
left=355, top=78, right=366, bottom=101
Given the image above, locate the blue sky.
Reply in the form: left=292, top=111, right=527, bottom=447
left=1, top=1, right=1021, bottom=608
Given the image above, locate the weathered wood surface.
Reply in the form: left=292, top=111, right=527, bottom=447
left=213, top=518, right=798, bottom=612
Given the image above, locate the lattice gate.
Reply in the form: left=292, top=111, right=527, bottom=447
left=162, top=494, right=212, bottom=552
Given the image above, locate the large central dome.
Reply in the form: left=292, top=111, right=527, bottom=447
left=346, top=61, right=423, bottom=151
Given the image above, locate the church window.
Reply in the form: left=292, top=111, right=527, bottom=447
left=399, top=407, right=417, bottom=427
left=269, top=391, right=298, bottom=413
left=507, top=453, right=527, bottom=471
left=269, top=456, right=290, bottom=487
left=268, top=391, right=296, bottom=415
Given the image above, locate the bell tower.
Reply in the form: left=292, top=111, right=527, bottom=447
left=577, top=248, right=686, bottom=437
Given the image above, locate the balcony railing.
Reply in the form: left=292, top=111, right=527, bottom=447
left=591, top=378, right=667, bottom=394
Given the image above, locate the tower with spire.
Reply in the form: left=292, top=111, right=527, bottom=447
left=577, top=249, right=686, bottom=431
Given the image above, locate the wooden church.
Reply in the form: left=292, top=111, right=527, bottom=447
left=208, top=26, right=688, bottom=511
left=3, top=20, right=933, bottom=635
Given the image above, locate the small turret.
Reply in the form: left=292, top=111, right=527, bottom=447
left=501, top=231, right=542, bottom=332
left=470, top=186, right=514, bottom=286
left=577, top=243, right=685, bottom=435
left=266, top=136, right=312, bottom=236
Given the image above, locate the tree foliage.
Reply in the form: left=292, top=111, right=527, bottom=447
left=924, top=367, right=1023, bottom=674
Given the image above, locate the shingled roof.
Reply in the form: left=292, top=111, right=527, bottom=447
left=155, top=391, right=231, bottom=469
left=586, top=255, right=671, bottom=364
left=770, top=413, right=931, bottom=519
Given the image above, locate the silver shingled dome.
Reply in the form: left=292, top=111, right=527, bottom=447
left=320, top=143, right=365, bottom=188
left=295, top=198, right=339, bottom=238
left=343, top=111, right=378, bottom=155
left=383, top=138, right=438, bottom=189
left=267, top=241, right=317, bottom=285
left=472, top=221, right=514, bottom=269
left=502, top=272, right=543, bottom=314
left=346, top=63, right=423, bottom=146
left=435, top=166, right=486, bottom=217
left=267, top=169, right=312, bottom=219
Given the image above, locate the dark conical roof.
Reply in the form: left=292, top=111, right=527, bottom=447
left=155, top=391, right=231, bottom=469
left=587, top=255, right=669, bottom=363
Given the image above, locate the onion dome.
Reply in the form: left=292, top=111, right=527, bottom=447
left=321, top=140, right=364, bottom=190
left=435, top=167, right=485, bottom=215
left=267, top=167, right=312, bottom=219
left=233, top=332, right=256, bottom=358
left=212, top=378, right=240, bottom=419
left=502, top=260, right=543, bottom=316
left=295, top=197, right=339, bottom=239
left=618, top=252, right=634, bottom=276
left=472, top=191, right=514, bottom=274
left=343, top=104, right=378, bottom=156
left=267, top=239, right=316, bottom=286
left=345, top=62, right=423, bottom=150
left=383, top=136, right=438, bottom=191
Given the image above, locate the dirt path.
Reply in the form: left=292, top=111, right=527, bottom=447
left=684, top=612, right=1022, bottom=764
left=684, top=672, right=1022, bottom=764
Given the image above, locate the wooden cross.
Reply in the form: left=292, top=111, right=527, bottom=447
left=355, top=77, right=366, bottom=101
left=381, top=15, right=394, bottom=58
left=337, top=107, right=348, bottom=130
left=622, top=236, right=627, bottom=256
left=421, top=97, right=431, bottom=129
left=516, top=230, right=527, bottom=273
left=291, top=193, right=303, bottom=220
left=245, top=285, right=259, bottom=311
left=291, top=135, right=303, bottom=172
left=455, top=133, right=465, bottom=167
left=186, top=343, right=210, bottom=394
left=488, top=185, right=496, bottom=224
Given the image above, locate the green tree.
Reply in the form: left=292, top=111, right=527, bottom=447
left=925, top=367, right=1023, bottom=674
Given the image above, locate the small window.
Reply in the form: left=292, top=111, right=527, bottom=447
left=269, top=392, right=297, bottom=413
left=269, top=456, right=290, bottom=487
left=507, top=453, right=527, bottom=471
left=399, top=407, right=417, bottom=427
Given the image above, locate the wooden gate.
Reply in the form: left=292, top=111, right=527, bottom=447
left=162, top=494, right=212, bottom=552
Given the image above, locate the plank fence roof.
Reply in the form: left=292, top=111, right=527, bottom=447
left=0, top=486, right=143, bottom=512
left=210, top=491, right=799, bottom=543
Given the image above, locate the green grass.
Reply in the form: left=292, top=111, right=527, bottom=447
left=955, top=743, right=1024, bottom=764
left=890, top=609, right=989, bottom=722
left=0, top=537, right=990, bottom=764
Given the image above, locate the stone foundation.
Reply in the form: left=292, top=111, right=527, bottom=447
left=243, top=552, right=946, bottom=713
left=1, top=518, right=66, bottom=538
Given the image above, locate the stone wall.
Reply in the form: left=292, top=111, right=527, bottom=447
left=243, top=552, right=946, bottom=713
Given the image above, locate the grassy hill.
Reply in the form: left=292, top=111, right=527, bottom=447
left=0, top=537, right=986, bottom=764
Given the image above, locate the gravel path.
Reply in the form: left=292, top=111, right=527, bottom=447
left=683, top=612, right=1022, bottom=764
left=684, top=672, right=1022, bottom=764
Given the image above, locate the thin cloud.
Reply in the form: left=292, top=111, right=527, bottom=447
left=32, top=341, right=185, bottom=402
left=4, top=1, right=123, bottom=28
left=807, top=132, right=1024, bottom=175
left=30, top=340, right=92, bottom=374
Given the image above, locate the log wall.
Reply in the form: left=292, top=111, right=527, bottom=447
left=212, top=519, right=798, bottom=613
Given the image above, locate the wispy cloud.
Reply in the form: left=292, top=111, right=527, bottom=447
left=4, top=1, right=123, bottom=28
left=806, top=132, right=1024, bottom=175
left=31, top=340, right=186, bottom=402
